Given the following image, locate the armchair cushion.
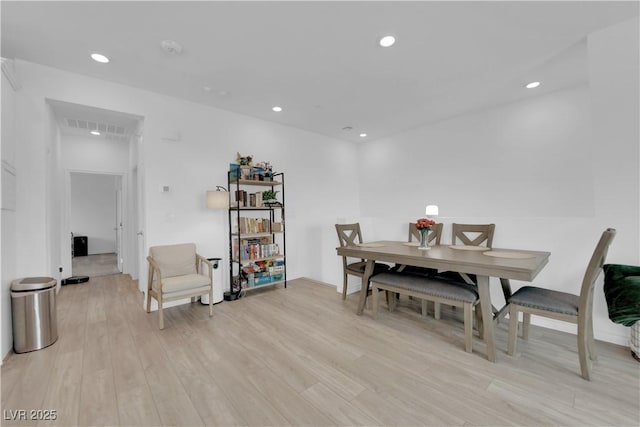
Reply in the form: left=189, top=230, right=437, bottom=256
left=156, top=273, right=211, bottom=294
left=603, top=264, right=640, bottom=327
left=149, top=243, right=197, bottom=278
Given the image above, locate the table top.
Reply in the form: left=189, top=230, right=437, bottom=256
left=336, top=241, right=550, bottom=282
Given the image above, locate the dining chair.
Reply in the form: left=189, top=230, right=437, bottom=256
left=452, top=223, right=495, bottom=248
left=335, top=223, right=390, bottom=300
left=435, top=223, right=498, bottom=318
left=409, top=222, right=443, bottom=246
left=147, top=243, right=214, bottom=329
left=397, top=222, right=444, bottom=276
left=507, top=228, right=616, bottom=380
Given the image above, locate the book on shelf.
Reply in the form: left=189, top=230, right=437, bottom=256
left=237, top=217, right=271, bottom=234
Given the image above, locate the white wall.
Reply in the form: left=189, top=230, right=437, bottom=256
left=70, top=173, right=118, bottom=255
left=1, top=62, right=18, bottom=361
left=5, top=59, right=360, bottom=329
left=357, top=19, right=639, bottom=346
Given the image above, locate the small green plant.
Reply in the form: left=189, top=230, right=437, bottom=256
left=262, top=190, right=279, bottom=201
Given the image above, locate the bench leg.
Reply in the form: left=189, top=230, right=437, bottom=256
left=434, top=301, right=441, bottom=320
left=421, top=299, right=428, bottom=317
left=388, top=291, right=397, bottom=312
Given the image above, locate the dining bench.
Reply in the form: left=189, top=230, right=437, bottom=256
left=370, top=271, right=480, bottom=353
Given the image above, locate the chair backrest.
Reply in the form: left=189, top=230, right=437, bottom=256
left=335, top=223, right=363, bottom=247
left=409, top=222, right=443, bottom=245
left=452, top=223, right=495, bottom=248
left=149, top=243, right=197, bottom=278
left=578, top=228, right=616, bottom=320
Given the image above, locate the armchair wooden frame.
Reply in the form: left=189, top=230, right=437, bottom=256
left=147, top=250, right=213, bottom=330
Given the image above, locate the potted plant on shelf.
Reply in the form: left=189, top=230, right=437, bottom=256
left=262, top=190, right=279, bottom=204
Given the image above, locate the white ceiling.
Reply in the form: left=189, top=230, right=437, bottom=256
left=2, top=1, right=638, bottom=143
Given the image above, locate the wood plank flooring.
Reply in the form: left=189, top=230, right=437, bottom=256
left=72, top=253, right=119, bottom=278
left=2, top=274, right=639, bottom=426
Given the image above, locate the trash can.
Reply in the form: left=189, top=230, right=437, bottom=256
left=11, top=277, right=58, bottom=353
left=201, top=257, right=223, bottom=304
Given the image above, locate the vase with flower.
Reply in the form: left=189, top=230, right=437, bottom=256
left=416, top=218, right=437, bottom=250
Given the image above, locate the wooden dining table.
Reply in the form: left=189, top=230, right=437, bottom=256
left=336, top=241, right=550, bottom=362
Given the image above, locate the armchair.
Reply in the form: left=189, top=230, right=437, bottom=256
left=147, top=243, right=213, bottom=329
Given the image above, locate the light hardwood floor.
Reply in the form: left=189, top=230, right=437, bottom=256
left=72, top=253, right=119, bottom=278
left=2, top=275, right=639, bottom=426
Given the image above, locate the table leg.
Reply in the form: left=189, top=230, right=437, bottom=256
left=356, top=259, right=375, bottom=315
left=477, top=275, right=496, bottom=362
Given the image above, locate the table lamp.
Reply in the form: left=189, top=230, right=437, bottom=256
left=425, top=205, right=439, bottom=218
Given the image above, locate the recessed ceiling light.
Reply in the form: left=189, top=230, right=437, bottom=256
left=525, top=81, right=541, bottom=89
left=359, top=133, right=367, bottom=138
left=379, top=35, right=396, bottom=48
left=272, top=106, right=283, bottom=112
left=90, top=53, right=109, bottom=63
left=90, top=130, right=101, bottom=136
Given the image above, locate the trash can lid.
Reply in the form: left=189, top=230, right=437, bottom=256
left=11, top=277, right=57, bottom=292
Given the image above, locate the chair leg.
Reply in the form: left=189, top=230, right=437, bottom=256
left=578, top=317, right=592, bottom=380
left=342, top=273, right=348, bottom=300
left=522, top=312, right=531, bottom=340
left=474, top=306, right=484, bottom=339
left=209, top=289, right=214, bottom=317
left=158, top=294, right=164, bottom=330
left=146, top=291, right=152, bottom=313
left=587, top=317, right=597, bottom=361
left=464, top=303, right=473, bottom=353
left=371, top=284, right=380, bottom=320
left=508, top=304, right=519, bottom=356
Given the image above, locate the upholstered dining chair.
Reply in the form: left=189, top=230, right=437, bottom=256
left=507, top=228, right=616, bottom=380
left=147, top=243, right=214, bottom=329
left=335, top=223, right=390, bottom=300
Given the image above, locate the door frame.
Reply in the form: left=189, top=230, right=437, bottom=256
left=62, top=169, right=129, bottom=278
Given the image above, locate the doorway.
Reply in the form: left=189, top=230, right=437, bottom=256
left=48, top=99, right=144, bottom=282
left=69, top=172, right=121, bottom=277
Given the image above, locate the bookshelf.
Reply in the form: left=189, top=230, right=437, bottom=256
left=228, top=171, right=286, bottom=295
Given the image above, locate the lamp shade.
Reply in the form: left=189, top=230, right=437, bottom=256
left=206, top=190, right=229, bottom=209
left=425, top=205, right=439, bottom=216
